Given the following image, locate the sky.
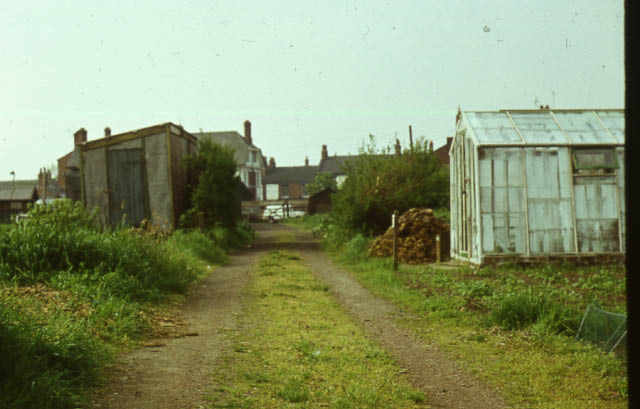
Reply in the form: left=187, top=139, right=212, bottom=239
left=0, top=0, right=624, bottom=181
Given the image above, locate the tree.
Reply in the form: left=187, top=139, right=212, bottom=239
left=306, top=171, right=337, bottom=196
left=183, top=139, right=241, bottom=229
left=331, top=136, right=449, bottom=235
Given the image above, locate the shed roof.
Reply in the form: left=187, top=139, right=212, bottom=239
left=0, top=180, right=38, bottom=201
left=264, top=166, right=319, bottom=185
left=461, top=109, right=624, bottom=147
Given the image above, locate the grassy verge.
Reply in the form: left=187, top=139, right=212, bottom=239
left=0, top=200, right=252, bottom=409
left=293, top=214, right=627, bottom=409
left=206, top=250, right=427, bottom=408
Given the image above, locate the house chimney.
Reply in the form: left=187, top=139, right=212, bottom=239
left=429, top=140, right=434, bottom=153
left=104, top=127, right=111, bottom=137
left=321, top=145, right=328, bottom=161
left=269, top=157, right=276, bottom=169
left=244, top=120, right=252, bottom=145
left=394, top=139, right=401, bottom=156
left=74, top=128, right=87, bottom=146
left=446, top=136, right=453, bottom=146
left=544, top=105, right=550, bottom=110
left=305, top=156, right=309, bottom=167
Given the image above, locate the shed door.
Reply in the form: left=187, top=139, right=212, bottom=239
left=108, top=149, right=146, bottom=227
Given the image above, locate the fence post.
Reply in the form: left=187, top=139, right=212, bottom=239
left=393, top=210, right=398, bottom=271
left=436, top=234, right=441, bottom=263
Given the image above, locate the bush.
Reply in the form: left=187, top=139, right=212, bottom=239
left=169, top=229, right=227, bottom=265
left=182, top=139, right=242, bottom=229
left=331, top=136, right=449, bottom=235
left=489, top=289, right=579, bottom=334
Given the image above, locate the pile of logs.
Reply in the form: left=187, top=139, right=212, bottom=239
left=368, top=208, right=450, bottom=264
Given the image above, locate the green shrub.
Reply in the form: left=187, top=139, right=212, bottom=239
left=169, top=229, right=227, bottom=265
left=331, top=135, right=449, bottom=235
left=489, top=289, right=580, bottom=334
left=340, top=234, right=371, bottom=263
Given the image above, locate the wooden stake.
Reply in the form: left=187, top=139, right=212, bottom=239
left=436, top=234, right=441, bottom=263
left=393, top=210, right=399, bottom=271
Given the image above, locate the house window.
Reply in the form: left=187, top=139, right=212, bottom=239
left=280, top=184, right=289, bottom=198
left=10, top=201, right=23, bottom=210
left=302, top=184, right=308, bottom=197
left=572, top=148, right=618, bottom=174
left=251, top=151, right=257, bottom=163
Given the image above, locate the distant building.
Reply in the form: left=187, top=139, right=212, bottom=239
left=0, top=180, right=38, bottom=223
left=263, top=157, right=318, bottom=200
left=194, top=120, right=267, bottom=201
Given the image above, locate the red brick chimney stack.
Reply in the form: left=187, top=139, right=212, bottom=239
left=244, top=120, right=252, bottom=145
left=104, top=127, right=111, bottom=138
left=74, top=128, right=87, bottom=146
left=321, top=145, right=328, bottom=161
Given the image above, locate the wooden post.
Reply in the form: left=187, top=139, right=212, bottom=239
left=436, top=234, right=441, bottom=263
left=393, top=210, right=399, bottom=271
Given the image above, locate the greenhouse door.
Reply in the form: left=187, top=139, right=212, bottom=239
left=573, top=176, right=620, bottom=252
left=108, top=149, right=147, bottom=228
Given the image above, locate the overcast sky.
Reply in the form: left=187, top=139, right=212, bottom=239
left=0, top=1, right=624, bottom=180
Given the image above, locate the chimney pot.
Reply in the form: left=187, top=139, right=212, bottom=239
left=74, top=128, right=87, bottom=147
left=104, top=127, right=111, bottom=137
left=244, top=120, right=252, bottom=145
left=321, top=145, right=328, bottom=161
left=429, top=141, right=434, bottom=153
left=269, top=157, right=276, bottom=169
left=305, top=157, right=309, bottom=167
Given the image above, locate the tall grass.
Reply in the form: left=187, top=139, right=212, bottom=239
left=0, top=200, right=253, bottom=409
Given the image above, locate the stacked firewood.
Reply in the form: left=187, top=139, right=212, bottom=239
left=368, top=208, right=450, bottom=264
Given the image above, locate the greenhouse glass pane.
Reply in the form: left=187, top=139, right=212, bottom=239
left=554, top=112, right=616, bottom=144
left=509, top=112, right=568, bottom=145
left=466, top=112, right=521, bottom=144
left=595, top=111, right=625, bottom=143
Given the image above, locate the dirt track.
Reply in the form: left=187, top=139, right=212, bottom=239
left=91, top=223, right=506, bottom=409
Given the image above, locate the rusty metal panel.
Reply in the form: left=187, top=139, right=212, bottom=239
left=574, top=176, right=620, bottom=252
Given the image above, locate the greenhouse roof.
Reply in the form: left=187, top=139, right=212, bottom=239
left=462, top=109, right=624, bottom=146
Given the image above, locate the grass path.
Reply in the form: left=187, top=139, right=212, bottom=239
left=206, top=249, right=427, bottom=408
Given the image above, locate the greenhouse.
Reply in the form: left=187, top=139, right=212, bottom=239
left=449, top=108, right=625, bottom=265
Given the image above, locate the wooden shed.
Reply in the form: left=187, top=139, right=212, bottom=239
left=78, top=123, right=197, bottom=230
left=450, top=108, right=625, bottom=265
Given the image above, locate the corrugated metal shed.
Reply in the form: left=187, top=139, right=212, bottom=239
left=450, top=109, right=625, bottom=265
